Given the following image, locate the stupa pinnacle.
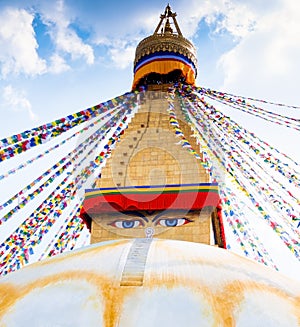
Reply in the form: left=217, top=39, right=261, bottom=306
left=132, top=4, right=197, bottom=89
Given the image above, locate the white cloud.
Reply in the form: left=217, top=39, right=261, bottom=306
left=48, top=53, right=70, bottom=74
left=55, top=27, right=94, bottom=65
left=212, top=2, right=256, bottom=38
left=92, top=31, right=139, bottom=69
left=0, top=8, right=47, bottom=78
left=108, top=41, right=136, bottom=69
left=2, top=85, right=38, bottom=121
left=218, top=0, right=300, bottom=104
left=41, top=0, right=94, bottom=65
left=174, top=0, right=257, bottom=39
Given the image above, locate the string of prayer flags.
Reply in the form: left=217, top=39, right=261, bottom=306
left=0, top=96, right=138, bottom=276
left=197, top=86, right=300, bottom=109
left=166, top=89, right=202, bottom=160
left=176, top=84, right=300, bottom=261
left=0, top=92, right=138, bottom=162
left=0, top=107, right=121, bottom=181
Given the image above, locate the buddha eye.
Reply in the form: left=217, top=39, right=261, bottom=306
left=109, top=219, right=144, bottom=229
left=157, top=218, right=192, bottom=227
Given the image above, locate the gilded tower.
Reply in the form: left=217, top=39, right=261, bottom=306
left=132, top=4, right=197, bottom=89
left=81, top=5, right=225, bottom=247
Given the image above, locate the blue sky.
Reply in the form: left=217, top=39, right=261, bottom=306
left=0, top=0, right=299, bottom=160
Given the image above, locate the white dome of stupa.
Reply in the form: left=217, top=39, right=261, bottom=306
left=0, top=239, right=299, bottom=326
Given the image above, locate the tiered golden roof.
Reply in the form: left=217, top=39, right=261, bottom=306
left=134, top=5, right=197, bottom=67
left=132, top=5, right=198, bottom=89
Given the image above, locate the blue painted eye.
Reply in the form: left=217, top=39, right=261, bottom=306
left=121, top=220, right=137, bottom=228
left=110, top=220, right=142, bottom=229
left=158, top=218, right=189, bottom=227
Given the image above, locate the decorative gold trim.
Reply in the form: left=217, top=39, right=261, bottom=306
left=134, top=34, right=197, bottom=71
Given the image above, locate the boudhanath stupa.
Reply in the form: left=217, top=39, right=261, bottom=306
left=0, top=5, right=299, bottom=326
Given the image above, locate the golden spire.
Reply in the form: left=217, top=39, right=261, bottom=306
left=132, top=5, right=198, bottom=89
left=154, top=4, right=182, bottom=36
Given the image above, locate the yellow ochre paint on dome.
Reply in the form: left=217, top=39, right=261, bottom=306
left=0, top=240, right=299, bottom=327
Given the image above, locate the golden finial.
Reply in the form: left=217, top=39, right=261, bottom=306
left=154, top=4, right=182, bottom=36
left=132, top=5, right=198, bottom=89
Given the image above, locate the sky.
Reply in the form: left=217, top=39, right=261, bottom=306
left=0, top=0, right=299, bottom=280
left=0, top=0, right=299, bottom=161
